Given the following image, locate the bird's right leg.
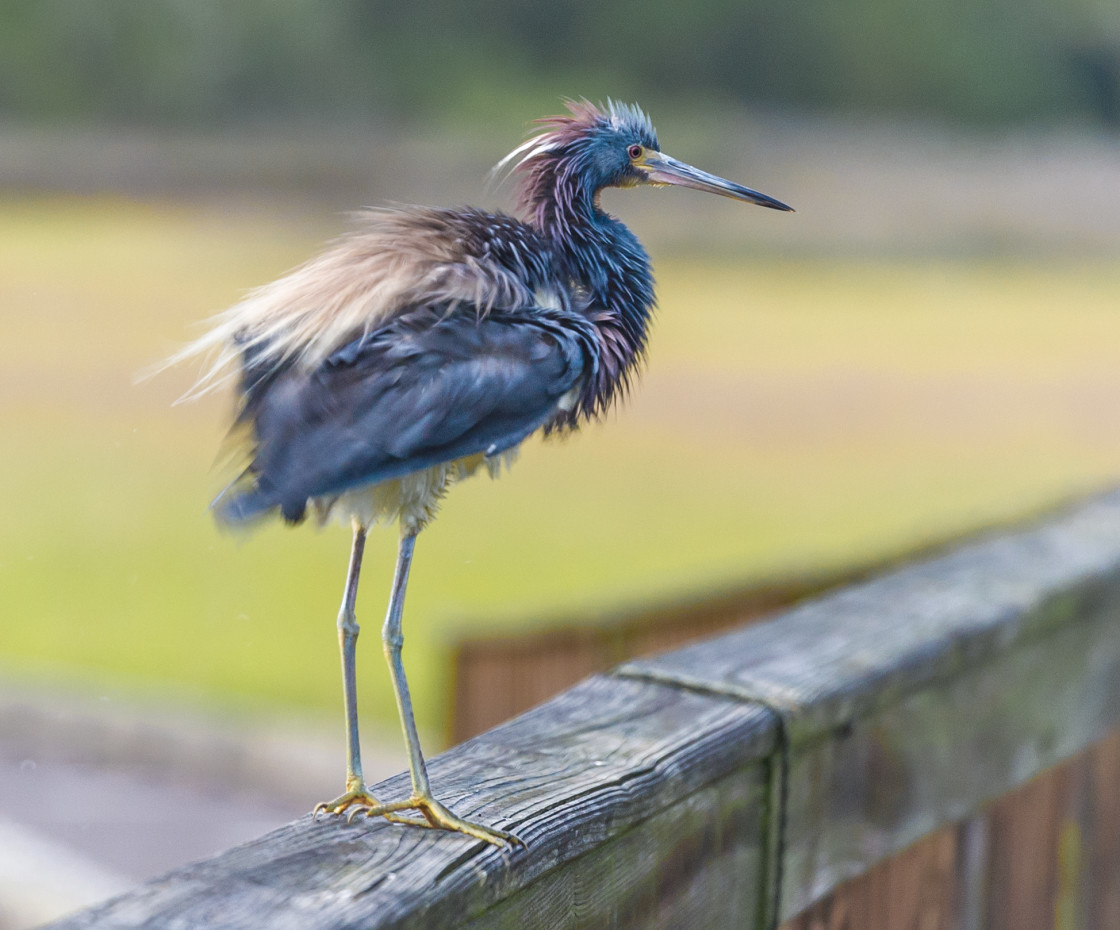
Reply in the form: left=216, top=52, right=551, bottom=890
left=352, top=530, right=521, bottom=846
left=313, top=520, right=385, bottom=816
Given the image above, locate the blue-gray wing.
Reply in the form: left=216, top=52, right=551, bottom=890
left=218, top=306, right=592, bottom=523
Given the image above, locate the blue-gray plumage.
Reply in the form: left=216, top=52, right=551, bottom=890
left=230, top=304, right=597, bottom=525
left=175, top=100, right=792, bottom=846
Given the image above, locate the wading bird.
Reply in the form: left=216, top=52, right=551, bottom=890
left=176, top=100, right=792, bottom=847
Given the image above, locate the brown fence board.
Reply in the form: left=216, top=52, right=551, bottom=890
left=982, top=728, right=1120, bottom=930
left=1085, top=730, right=1120, bottom=930
left=779, top=826, right=958, bottom=930
left=984, top=764, right=1068, bottom=930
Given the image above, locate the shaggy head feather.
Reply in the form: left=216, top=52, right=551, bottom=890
left=496, top=99, right=660, bottom=231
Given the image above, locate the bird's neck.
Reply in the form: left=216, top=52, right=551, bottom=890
left=531, top=182, right=656, bottom=417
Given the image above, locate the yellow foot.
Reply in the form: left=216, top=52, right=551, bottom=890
left=312, top=785, right=385, bottom=819
left=356, top=794, right=524, bottom=848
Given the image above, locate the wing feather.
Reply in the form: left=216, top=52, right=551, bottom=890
left=217, top=307, right=592, bottom=523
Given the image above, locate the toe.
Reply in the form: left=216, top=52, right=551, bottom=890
left=313, top=788, right=383, bottom=818
left=416, top=797, right=523, bottom=848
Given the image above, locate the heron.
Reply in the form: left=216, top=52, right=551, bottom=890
left=174, top=100, right=792, bottom=847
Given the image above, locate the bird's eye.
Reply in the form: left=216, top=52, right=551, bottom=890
left=627, top=144, right=643, bottom=160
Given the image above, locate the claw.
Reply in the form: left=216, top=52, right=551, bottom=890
left=313, top=785, right=385, bottom=820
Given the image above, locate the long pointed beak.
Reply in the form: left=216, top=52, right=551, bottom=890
left=643, top=151, right=794, bottom=212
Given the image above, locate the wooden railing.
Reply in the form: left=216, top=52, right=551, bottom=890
left=47, top=490, right=1120, bottom=929
left=449, top=571, right=847, bottom=743
left=448, top=526, right=1019, bottom=744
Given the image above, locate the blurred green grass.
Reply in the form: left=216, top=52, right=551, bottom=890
left=4, top=196, right=1120, bottom=741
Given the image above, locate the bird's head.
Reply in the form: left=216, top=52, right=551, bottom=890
left=499, top=99, right=793, bottom=218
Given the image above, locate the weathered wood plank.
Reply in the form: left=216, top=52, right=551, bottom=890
left=449, top=572, right=846, bottom=743
left=459, top=767, right=769, bottom=930
left=777, top=602, right=1120, bottom=916
left=45, top=674, right=777, bottom=930
left=622, top=492, right=1120, bottom=740
left=620, top=490, right=1120, bottom=919
left=45, top=490, right=1120, bottom=929
left=450, top=532, right=997, bottom=744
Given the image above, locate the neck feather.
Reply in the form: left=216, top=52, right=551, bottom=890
left=520, top=164, right=656, bottom=418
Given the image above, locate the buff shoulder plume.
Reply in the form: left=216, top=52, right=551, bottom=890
left=160, top=207, right=546, bottom=402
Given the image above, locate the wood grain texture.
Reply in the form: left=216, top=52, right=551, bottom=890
left=459, top=769, right=769, bottom=930
left=44, top=674, right=777, bottom=930
left=777, top=604, right=1120, bottom=916
left=621, top=490, right=1120, bottom=919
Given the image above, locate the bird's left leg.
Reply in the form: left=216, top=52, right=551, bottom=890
left=314, top=520, right=385, bottom=817
left=354, top=530, right=522, bottom=847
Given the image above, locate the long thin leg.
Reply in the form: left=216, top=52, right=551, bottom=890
left=313, top=520, right=384, bottom=815
left=361, top=530, right=521, bottom=847
left=340, top=520, right=369, bottom=790
left=382, top=531, right=430, bottom=797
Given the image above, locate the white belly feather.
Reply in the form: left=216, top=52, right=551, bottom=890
left=315, top=447, right=521, bottom=535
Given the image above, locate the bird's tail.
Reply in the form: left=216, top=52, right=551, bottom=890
left=212, top=477, right=308, bottom=527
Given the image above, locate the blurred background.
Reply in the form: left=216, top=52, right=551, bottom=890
left=3, top=0, right=1120, bottom=924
